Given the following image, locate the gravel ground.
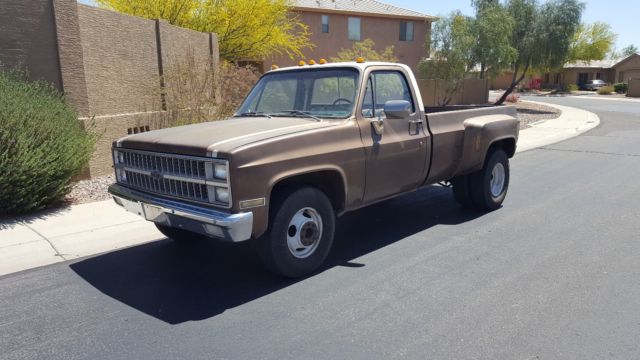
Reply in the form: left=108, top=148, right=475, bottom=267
left=515, top=101, right=561, bottom=129
left=65, top=103, right=560, bottom=205
left=65, top=174, right=114, bottom=205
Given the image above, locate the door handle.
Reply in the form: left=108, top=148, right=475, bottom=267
left=409, top=119, right=424, bottom=125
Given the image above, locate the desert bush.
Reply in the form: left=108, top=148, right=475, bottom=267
left=216, top=62, right=261, bottom=118
left=150, top=55, right=260, bottom=128
left=505, top=93, right=520, bottom=103
left=566, top=84, right=579, bottom=92
left=0, top=69, right=95, bottom=215
left=597, top=85, right=614, bottom=95
left=613, top=83, right=628, bottom=94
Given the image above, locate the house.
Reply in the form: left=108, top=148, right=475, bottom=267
left=490, top=53, right=640, bottom=91
left=542, top=53, right=640, bottom=89
left=265, top=0, right=435, bottom=72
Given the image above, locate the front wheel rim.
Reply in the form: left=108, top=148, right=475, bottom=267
left=490, top=162, right=506, bottom=197
left=286, top=207, right=323, bottom=259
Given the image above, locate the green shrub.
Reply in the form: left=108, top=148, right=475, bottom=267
left=567, top=84, right=579, bottom=92
left=597, top=85, right=614, bottom=95
left=613, top=83, right=628, bottom=94
left=0, top=69, right=95, bottom=215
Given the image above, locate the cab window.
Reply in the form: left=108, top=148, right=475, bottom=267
left=361, top=70, right=415, bottom=118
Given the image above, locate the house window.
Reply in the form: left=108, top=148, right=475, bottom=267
left=348, top=17, right=361, bottom=41
left=554, top=73, right=561, bottom=84
left=399, top=21, right=414, bottom=41
left=321, top=15, right=329, bottom=33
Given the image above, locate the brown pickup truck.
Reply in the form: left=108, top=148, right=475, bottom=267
left=109, top=61, right=519, bottom=277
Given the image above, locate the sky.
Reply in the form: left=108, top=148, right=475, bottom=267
left=78, top=0, right=638, bottom=51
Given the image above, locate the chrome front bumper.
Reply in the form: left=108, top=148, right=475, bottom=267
left=108, top=184, right=253, bottom=242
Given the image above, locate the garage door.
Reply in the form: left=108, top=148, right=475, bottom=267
left=625, top=70, right=640, bottom=81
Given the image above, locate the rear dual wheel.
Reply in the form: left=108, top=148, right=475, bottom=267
left=452, top=149, right=510, bottom=211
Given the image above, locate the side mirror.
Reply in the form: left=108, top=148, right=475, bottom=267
left=383, top=100, right=411, bottom=119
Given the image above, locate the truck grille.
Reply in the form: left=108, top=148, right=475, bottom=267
left=124, top=170, right=210, bottom=202
left=113, top=148, right=230, bottom=207
left=119, top=150, right=207, bottom=180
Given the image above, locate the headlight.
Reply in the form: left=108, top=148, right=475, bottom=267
left=214, top=163, right=227, bottom=180
left=215, top=187, right=229, bottom=203
left=115, top=168, right=127, bottom=182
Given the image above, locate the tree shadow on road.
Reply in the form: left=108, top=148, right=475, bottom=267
left=70, top=185, right=487, bottom=324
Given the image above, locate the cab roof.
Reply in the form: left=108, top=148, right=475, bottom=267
left=268, top=61, right=410, bottom=73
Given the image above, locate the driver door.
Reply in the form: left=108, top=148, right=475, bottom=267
left=358, top=68, right=429, bottom=203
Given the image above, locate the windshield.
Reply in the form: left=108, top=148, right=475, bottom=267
left=236, top=68, right=360, bottom=119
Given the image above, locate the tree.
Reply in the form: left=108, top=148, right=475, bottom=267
left=330, top=39, right=397, bottom=62
left=472, top=2, right=517, bottom=79
left=495, top=0, right=583, bottom=105
left=568, top=22, right=617, bottom=63
left=621, top=44, right=639, bottom=57
left=419, top=11, right=476, bottom=106
left=95, top=0, right=311, bottom=61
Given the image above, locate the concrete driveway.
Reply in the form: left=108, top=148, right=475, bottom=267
left=1, top=96, right=639, bottom=359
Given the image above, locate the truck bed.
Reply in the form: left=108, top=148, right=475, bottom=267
left=424, top=104, right=518, bottom=184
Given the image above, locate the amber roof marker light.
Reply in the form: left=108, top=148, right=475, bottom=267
left=319, top=58, right=328, bottom=64
left=298, top=60, right=306, bottom=66
left=356, top=57, right=365, bottom=63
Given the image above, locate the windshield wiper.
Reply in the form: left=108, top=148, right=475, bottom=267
left=234, top=112, right=272, bottom=118
left=274, top=110, right=322, bottom=122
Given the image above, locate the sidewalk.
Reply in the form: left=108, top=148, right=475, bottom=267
left=0, top=102, right=601, bottom=277
left=0, top=201, right=161, bottom=276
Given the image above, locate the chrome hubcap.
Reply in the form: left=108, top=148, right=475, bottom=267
left=490, top=163, right=506, bottom=197
left=286, top=207, right=323, bottom=258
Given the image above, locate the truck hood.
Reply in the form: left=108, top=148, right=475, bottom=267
left=116, top=117, right=336, bottom=157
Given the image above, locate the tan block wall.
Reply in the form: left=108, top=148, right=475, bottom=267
left=628, top=79, right=640, bottom=97
left=0, top=0, right=62, bottom=88
left=2, top=1, right=219, bottom=177
left=268, top=11, right=430, bottom=72
left=77, top=5, right=161, bottom=116
left=158, top=21, right=218, bottom=109
left=418, top=79, right=489, bottom=106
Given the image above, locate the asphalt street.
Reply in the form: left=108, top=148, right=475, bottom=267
left=1, top=96, right=639, bottom=360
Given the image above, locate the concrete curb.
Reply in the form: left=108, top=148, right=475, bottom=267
left=0, top=101, right=601, bottom=277
left=516, top=100, right=600, bottom=153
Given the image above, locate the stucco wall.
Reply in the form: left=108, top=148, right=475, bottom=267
left=268, top=11, right=430, bottom=72
left=0, top=0, right=62, bottom=88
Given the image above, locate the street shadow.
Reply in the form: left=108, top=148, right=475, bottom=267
left=70, top=185, right=487, bottom=324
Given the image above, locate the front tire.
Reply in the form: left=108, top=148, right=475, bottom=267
left=257, top=187, right=335, bottom=278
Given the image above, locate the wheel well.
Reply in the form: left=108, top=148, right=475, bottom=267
left=489, top=138, right=516, bottom=158
left=270, top=171, right=346, bottom=213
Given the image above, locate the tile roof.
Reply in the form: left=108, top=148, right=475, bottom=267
left=564, top=59, right=620, bottom=69
left=294, top=0, right=435, bottom=19
left=564, top=54, right=640, bottom=69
